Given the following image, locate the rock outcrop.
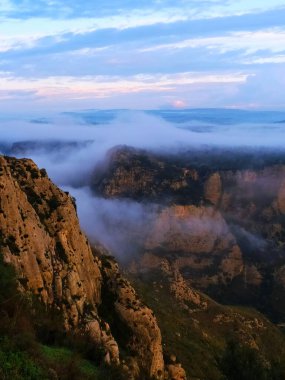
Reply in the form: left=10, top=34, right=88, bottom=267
left=144, top=205, right=243, bottom=288
left=0, top=155, right=179, bottom=379
left=92, top=146, right=202, bottom=204
left=100, top=256, right=165, bottom=379
left=204, top=172, right=222, bottom=206
left=130, top=263, right=285, bottom=379
left=91, top=146, right=285, bottom=321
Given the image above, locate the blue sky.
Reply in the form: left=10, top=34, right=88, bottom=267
left=0, top=0, right=285, bottom=112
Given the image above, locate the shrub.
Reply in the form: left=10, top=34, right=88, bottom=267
left=0, top=337, right=45, bottom=380
left=219, top=340, right=268, bottom=380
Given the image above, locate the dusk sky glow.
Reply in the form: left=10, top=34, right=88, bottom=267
left=1, top=0, right=285, bottom=112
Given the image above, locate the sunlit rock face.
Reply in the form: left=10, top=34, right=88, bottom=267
left=143, top=205, right=243, bottom=288
left=203, top=172, right=222, bottom=206
left=91, top=145, right=203, bottom=204
left=91, top=146, right=285, bottom=320
left=0, top=155, right=183, bottom=380
left=0, top=156, right=102, bottom=319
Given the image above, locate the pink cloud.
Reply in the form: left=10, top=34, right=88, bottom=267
left=172, top=99, right=187, bottom=108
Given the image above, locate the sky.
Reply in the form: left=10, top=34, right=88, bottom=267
left=0, top=0, right=285, bottom=112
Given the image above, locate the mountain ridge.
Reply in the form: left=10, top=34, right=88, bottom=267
left=0, top=154, right=186, bottom=380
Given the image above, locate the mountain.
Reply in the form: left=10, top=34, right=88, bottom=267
left=0, top=154, right=186, bottom=380
left=89, top=145, right=285, bottom=377
left=2, top=147, right=285, bottom=379
left=91, top=145, right=285, bottom=322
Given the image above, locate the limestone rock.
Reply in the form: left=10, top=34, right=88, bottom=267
left=0, top=155, right=172, bottom=379
left=166, top=363, right=187, bottom=380
left=91, top=147, right=285, bottom=319
left=92, top=146, right=202, bottom=203
left=144, top=205, right=243, bottom=287
left=101, top=257, right=165, bottom=379
left=0, top=156, right=102, bottom=326
left=277, top=179, right=285, bottom=214
left=204, top=172, right=222, bottom=206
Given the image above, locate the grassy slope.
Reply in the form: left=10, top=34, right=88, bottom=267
left=0, top=254, right=122, bottom=380
left=129, top=273, right=285, bottom=380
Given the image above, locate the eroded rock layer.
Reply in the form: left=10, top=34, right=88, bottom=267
left=0, top=155, right=184, bottom=380
left=92, top=146, right=285, bottom=321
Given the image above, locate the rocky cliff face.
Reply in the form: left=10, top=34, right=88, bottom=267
left=129, top=261, right=285, bottom=379
left=91, top=146, right=285, bottom=321
left=92, top=146, right=202, bottom=204
left=143, top=205, right=243, bottom=288
left=0, top=155, right=185, bottom=379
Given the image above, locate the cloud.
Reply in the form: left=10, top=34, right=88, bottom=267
left=63, top=186, right=159, bottom=260
left=243, top=55, right=285, bottom=64
left=1, top=4, right=285, bottom=59
left=2, top=0, right=285, bottom=20
left=2, top=8, right=285, bottom=58
left=1, top=109, right=285, bottom=260
left=140, top=28, right=285, bottom=55
left=228, top=66, right=285, bottom=109
left=1, top=0, right=285, bottom=263
left=0, top=89, right=38, bottom=100
left=0, top=10, right=192, bottom=54
left=0, top=0, right=15, bottom=11
left=0, top=72, right=249, bottom=101
left=0, top=2, right=285, bottom=110
left=172, top=100, right=187, bottom=108
left=1, top=109, right=285, bottom=160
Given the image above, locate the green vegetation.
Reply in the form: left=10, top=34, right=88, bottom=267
left=219, top=340, right=268, bottom=380
left=40, top=345, right=100, bottom=379
left=0, top=253, right=120, bottom=379
left=219, top=340, right=285, bottom=380
left=0, top=337, right=45, bottom=380
left=130, top=273, right=223, bottom=379
left=0, top=253, right=46, bottom=379
left=129, top=272, right=285, bottom=380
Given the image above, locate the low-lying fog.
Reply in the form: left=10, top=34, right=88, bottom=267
left=1, top=109, right=285, bottom=259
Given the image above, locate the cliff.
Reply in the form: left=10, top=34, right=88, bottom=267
left=128, top=252, right=285, bottom=378
left=0, top=155, right=186, bottom=379
left=143, top=205, right=243, bottom=288
left=91, top=146, right=285, bottom=321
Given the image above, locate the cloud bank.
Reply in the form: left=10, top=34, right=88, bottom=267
left=1, top=109, right=285, bottom=259
left=1, top=110, right=285, bottom=184
left=1, top=1, right=285, bottom=110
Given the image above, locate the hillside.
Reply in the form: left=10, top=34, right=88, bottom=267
left=91, top=146, right=285, bottom=323
left=0, top=155, right=185, bottom=380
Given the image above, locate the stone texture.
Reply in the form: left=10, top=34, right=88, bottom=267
left=101, top=257, right=165, bottom=379
left=0, top=155, right=181, bottom=379
left=144, top=205, right=243, bottom=287
left=90, top=146, right=285, bottom=320
left=204, top=172, right=222, bottom=206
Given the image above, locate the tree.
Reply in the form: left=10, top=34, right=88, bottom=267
left=219, top=339, right=268, bottom=380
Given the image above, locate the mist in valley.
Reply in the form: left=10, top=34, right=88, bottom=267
left=1, top=109, right=285, bottom=261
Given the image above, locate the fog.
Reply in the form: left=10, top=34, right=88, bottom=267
left=1, top=109, right=285, bottom=260
left=63, top=186, right=159, bottom=261
left=1, top=110, right=285, bottom=186
left=1, top=112, right=195, bottom=186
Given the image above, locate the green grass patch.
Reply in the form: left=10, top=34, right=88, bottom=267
left=41, top=344, right=100, bottom=378
left=129, top=272, right=285, bottom=380
left=0, top=337, right=46, bottom=380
